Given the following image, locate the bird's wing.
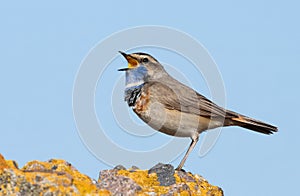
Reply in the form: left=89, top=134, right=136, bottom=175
left=145, top=81, right=236, bottom=119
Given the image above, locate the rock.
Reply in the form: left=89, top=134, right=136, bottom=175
left=0, top=154, right=223, bottom=195
left=176, top=170, right=196, bottom=182
left=103, top=163, right=223, bottom=195
left=129, top=165, right=140, bottom=172
left=98, top=169, right=142, bottom=195
left=131, top=165, right=139, bottom=170
left=0, top=154, right=109, bottom=195
left=148, top=163, right=176, bottom=186
left=113, top=164, right=126, bottom=171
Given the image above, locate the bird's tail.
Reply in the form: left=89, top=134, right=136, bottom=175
left=226, top=112, right=278, bottom=135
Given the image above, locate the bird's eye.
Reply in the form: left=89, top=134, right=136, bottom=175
left=142, top=57, right=149, bottom=63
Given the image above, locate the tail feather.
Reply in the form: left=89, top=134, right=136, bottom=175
left=228, top=115, right=278, bottom=135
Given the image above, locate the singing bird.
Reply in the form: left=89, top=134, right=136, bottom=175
left=118, top=51, right=278, bottom=170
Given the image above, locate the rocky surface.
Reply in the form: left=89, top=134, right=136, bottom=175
left=0, top=154, right=223, bottom=195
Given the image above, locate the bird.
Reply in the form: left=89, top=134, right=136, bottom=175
left=118, top=51, right=278, bottom=171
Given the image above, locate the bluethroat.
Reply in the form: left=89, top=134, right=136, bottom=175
left=118, top=51, right=278, bottom=170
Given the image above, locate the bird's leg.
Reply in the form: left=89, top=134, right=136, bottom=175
left=176, top=135, right=199, bottom=171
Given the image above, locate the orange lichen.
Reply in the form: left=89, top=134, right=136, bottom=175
left=6, top=160, right=19, bottom=169
left=116, top=169, right=223, bottom=195
left=118, top=169, right=160, bottom=187
left=117, top=169, right=170, bottom=194
left=0, top=154, right=222, bottom=195
left=0, top=154, right=8, bottom=170
left=21, top=159, right=101, bottom=195
left=0, top=154, right=105, bottom=195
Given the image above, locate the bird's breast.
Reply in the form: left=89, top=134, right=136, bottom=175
left=133, top=88, right=151, bottom=114
left=131, top=84, right=222, bottom=138
left=132, top=87, right=199, bottom=138
left=125, top=85, right=143, bottom=106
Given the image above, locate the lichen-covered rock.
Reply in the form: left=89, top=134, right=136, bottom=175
left=100, top=164, right=223, bottom=195
left=98, top=169, right=142, bottom=195
left=148, top=163, right=176, bottom=186
left=0, top=154, right=109, bottom=195
left=0, top=154, right=223, bottom=195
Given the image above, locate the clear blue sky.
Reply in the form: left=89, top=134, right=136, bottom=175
left=0, top=1, right=299, bottom=195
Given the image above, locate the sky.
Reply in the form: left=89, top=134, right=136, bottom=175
left=0, top=1, right=299, bottom=195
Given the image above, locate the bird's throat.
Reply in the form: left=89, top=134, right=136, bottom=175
left=124, top=67, right=147, bottom=106
left=125, top=67, right=147, bottom=87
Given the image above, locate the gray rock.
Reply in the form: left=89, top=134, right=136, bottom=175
left=98, top=169, right=142, bottom=195
left=129, top=165, right=140, bottom=172
left=176, top=170, right=196, bottom=182
left=148, top=163, right=176, bottom=186
left=113, top=165, right=126, bottom=170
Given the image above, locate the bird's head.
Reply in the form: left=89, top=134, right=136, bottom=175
left=118, top=52, right=167, bottom=87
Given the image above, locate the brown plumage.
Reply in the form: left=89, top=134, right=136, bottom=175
left=119, top=51, right=278, bottom=170
left=143, top=81, right=277, bottom=135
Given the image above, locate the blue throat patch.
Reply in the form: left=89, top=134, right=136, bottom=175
left=124, top=66, right=147, bottom=106
left=125, top=66, right=147, bottom=87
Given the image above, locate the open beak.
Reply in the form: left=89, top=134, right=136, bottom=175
left=118, top=51, right=139, bottom=71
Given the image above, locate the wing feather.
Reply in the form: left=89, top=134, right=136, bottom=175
left=144, top=81, right=236, bottom=119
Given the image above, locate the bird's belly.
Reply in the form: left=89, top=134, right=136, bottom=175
left=134, top=101, right=220, bottom=138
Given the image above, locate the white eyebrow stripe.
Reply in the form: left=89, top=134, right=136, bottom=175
left=125, top=81, right=144, bottom=88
